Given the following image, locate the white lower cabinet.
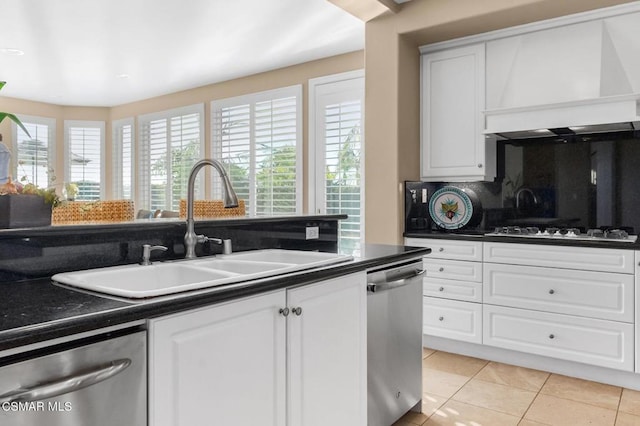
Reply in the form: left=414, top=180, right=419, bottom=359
left=287, top=273, right=367, bottom=426
left=484, top=263, right=634, bottom=322
left=423, top=296, right=482, bottom=344
left=149, top=290, right=287, bottom=426
left=484, top=305, right=634, bottom=371
left=148, top=272, right=367, bottom=426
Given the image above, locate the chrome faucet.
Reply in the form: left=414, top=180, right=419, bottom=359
left=184, top=159, right=239, bottom=259
left=141, top=244, right=168, bottom=266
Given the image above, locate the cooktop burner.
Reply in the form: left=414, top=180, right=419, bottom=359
left=485, top=226, right=638, bottom=243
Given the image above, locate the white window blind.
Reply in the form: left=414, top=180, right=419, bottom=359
left=138, top=104, right=204, bottom=212
left=112, top=118, right=134, bottom=200
left=211, top=85, right=302, bottom=216
left=64, top=120, right=105, bottom=201
left=12, top=115, right=56, bottom=188
left=324, top=99, right=363, bottom=250
left=309, top=72, right=365, bottom=254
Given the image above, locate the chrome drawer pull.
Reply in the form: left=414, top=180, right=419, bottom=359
left=292, top=307, right=302, bottom=316
left=439, top=286, right=444, bottom=292
left=438, top=267, right=444, bottom=272
left=549, top=334, right=555, bottom=339
left=438, top=247, right=444, bottom=252
left=438, top=316, right=444, bottom=321
left=548, top=289, right=555, bottom=295
left=279, top=308, right=290, bottom=317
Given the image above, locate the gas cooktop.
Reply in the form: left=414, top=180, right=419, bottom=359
left=485, top=226, right=638, bottom=243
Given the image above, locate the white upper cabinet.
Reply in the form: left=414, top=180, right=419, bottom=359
left=421, top=43, right=496, bottom=182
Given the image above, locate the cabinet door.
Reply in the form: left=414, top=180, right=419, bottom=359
left=423, top=258, right=482, bottom=282
left=484, top=305, right=634, bottom=371
left=149, top=290, right=287, bottom=426
left=484, top=262, right=634, bottom=322
left=421, top=43, right=493, bottom=181
left=287, top=272, right=367, bottom=426
left=423, top=296, right=482, bottom=343
left=405, top=237, right=483, bottom=261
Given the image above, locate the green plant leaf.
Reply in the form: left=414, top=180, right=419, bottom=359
left=0, top=81, right=5, bottom=91
left=0, top=112, right=32, bottom=138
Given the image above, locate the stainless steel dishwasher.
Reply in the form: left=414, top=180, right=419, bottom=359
left=0, top=327, right=146, bottom=426
left=367, top=260, right=424, bottom=426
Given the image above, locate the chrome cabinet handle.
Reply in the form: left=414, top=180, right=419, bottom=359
left=292, top=307, right=302, bottom=316
left=477, top=163, right=483, bottom=168
left=548, top=289, right=555, bottom=295
left=438, top=267, right=444, bottom=272
left=438, top=247, right=444, bottom=252
left=438, top=316, right=444, bottom=321
left=0, top=359, right=131, bottom=404
left=549, top=334, right=555, bottom=339
left=439, top=286, right=444, bottom=292
left=279, top=308, right=290, bottom=317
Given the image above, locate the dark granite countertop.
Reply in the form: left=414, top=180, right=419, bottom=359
left=0, top=244, right=429, bottom=352
left=404, top=231, right=640, bottom=250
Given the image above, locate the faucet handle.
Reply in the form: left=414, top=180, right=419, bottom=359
left=141, top=244, right=168, bottom=266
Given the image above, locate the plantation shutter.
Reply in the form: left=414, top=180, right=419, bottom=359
left=64, top=121, right=105, bottom=201
left=138, top=104, right=204, bottom=212
left=323, top=99, right=363, bottom=250
left=212, top=104, right=252, bottom=213
left=309, top=72, right=365, bottom=253
left=112, top=118, right=134, bottom=200
left=211, top=85, right=302, bottom=217
left=13, top=116, right=56, bottom=188
left=254, top=96, right=298, bottom=216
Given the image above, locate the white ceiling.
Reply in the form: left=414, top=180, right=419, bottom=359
left=0, top=0, right=364, bottom=107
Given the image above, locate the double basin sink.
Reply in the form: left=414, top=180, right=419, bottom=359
left=52, top=249, right=353, bottom=299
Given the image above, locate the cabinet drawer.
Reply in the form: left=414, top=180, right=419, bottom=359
left=484, top=263, right=633, bottom=322
left=423, top=258, right=482, bottom=282
left=483, top=242, right=634, bottom=274
left=406, top=238, right=482, bottom=261
left=423, top=297, right=482, bottom=344
left=424, top=277, right=482, bottom=303
left=483, top=305, right=634, bottom=371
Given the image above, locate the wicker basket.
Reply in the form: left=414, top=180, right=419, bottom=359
left=52, top=200, right=135, bottom=224
left=179, top=199, right=246, bottom=219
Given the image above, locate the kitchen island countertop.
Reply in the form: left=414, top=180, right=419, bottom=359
left=0, top=244, right=429, bottom=352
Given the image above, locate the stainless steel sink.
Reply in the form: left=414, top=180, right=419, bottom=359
left=52, top=249, right=353, bottom=299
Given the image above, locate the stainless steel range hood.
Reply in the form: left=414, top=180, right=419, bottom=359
left=484, top=94, right=640, bottom=140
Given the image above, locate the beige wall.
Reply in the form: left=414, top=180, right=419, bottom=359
left=0, top=51, right=363, bottom=206
left=364, top=0, right=637, bottom=244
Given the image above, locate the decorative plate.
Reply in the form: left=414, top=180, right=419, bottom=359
left=429, top=186, right=474, bottom=230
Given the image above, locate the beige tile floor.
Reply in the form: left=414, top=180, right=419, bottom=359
left=393, top=348, right=640, bottom=426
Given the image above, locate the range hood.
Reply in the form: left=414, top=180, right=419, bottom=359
left=484, top=94, right=640, bottom=140
left=482, top=16, right=640, bottom=141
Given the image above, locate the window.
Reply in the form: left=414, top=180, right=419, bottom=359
left=12, top=115, right=56, bottom=188
left=309, top=71, right=365, bottom=253
left=112, top=118, right=134, bottom=200
left=138, top=104, right=204, bottom=211
left=64, top=120, right=105, bottom=200
left=211, top=85, right=302, bottom=216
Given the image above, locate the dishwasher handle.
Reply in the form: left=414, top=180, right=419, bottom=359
left=0, top=358, right=131, bottom=404
left=367, top=268, right=425, bottom=293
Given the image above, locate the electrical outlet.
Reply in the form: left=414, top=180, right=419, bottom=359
left=305, top=226, right=319, bottom=240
